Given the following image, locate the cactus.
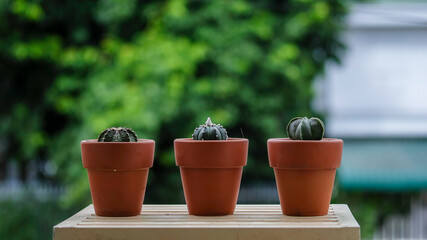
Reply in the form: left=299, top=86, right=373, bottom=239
left=287, top=117, right=324, bottom=140
left=98, top=127, right=138, bottom=142
left=192, top=117, right=228, bottom=140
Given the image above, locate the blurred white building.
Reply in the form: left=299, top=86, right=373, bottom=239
left=314, top=2, right=427, bottom=239
left=315, top=2, right=427, bottom=138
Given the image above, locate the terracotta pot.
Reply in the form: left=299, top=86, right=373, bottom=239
left=174, top=138, right=248, bottom=216
left=267, top=138, right=343, bottom=216
left=81, top=139, right=155, bottom=217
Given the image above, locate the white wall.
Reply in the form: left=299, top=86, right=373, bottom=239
left=315, top=3, right=427, bottom=137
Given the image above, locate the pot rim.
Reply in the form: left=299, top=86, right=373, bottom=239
left=267, top=138, right=343, bottom=169
left=174, top=138, right=248, bottom=168
left=81, top=139, right=155, bottom=144
left=81, top=139, right=155, bottom=169
left=174, top=138, right=248, bottom=143
left=267, top=138, right=342, bottom=143
left=86, top=168, right=150, bottom=171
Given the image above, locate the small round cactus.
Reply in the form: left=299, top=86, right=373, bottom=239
left=287, top=117, right=324, bottom=140
left=192, top=117, right=228, bottom=140
left=98, top=127, right=138, bottom=142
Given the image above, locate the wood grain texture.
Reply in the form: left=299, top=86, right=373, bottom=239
left=54, top=204, right=360, bottom=240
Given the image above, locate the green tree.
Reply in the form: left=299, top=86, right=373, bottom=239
left=0, top=0, right=349, bottom=239
left=47, top=0, right=347, bottom=204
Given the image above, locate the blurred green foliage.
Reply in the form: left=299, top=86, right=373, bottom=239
left=0, top=0, right=350, bottom=239
left=0, top=197, right=78, bottom=240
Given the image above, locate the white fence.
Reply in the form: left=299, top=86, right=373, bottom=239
left=238, top=182, right=279, bottom=204
left=0, top=181, right=66, bottom=201
left=373, top=193, right=427, bottom=240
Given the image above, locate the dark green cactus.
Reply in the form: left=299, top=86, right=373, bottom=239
left=287, top=117, right=325, bottom=140
left=192, top=117, right=228, bottom=140
left=97, top=127, right=138, bottom=142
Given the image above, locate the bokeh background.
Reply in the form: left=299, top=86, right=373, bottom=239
left=1, top=0, right=426, bottom=239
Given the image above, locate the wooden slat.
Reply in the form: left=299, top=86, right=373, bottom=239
left=80, top=205, right=338, bottom=227
left=54, top=204, right=360, bottom=240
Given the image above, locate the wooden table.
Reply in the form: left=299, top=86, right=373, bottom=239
left=53, top=204, right=360, bottom=240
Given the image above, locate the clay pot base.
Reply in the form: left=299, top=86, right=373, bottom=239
left=87, top=169, right=149, bottom=217
left=274, top=168, right=336, bottom=216
left=174, top=138, right=248, bottom=216
left=180, top=167, right=243, bottom=216
left=267, top=138, right=342, bottom=216
left=81, top=139, right=155, bottom=217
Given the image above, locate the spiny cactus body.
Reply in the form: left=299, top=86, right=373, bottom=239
left=193, top=117, right=228, bottom=140
left=98, top=127, right=138, bottom=142
left=287, top=117, right=324, bottom=140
